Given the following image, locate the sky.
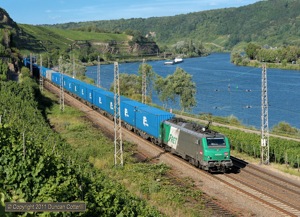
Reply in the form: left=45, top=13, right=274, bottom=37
left=1, top=0, right=261, bottom=25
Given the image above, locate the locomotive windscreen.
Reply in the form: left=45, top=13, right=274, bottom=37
left=206, top=138, right=226, bottom=147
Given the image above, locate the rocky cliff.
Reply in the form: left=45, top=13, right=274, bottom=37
left=0, top=8, right=22, bottom=74
left=0, top=8, right=17, bottom=28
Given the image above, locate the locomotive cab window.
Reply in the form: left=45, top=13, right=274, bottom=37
left=206, top=138, right=226, bottom=147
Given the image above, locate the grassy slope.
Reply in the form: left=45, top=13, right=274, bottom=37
left=18, top=24, right=129, bottom=53
left=19, top=24, right=70, bottom=50
left=45, top=27, right=128, bottom=41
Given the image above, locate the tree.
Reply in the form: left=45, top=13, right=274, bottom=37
left=155, top=67, right=196, bottom=112
left=0, top=59, right=8, bottom=81
left=0, top=44, right=6, bottom=56
left=245, top=43, right=261, bottom=60
left=154, top=75, right=174, bottom=108
left=19, top=66, right=31, bottom=83
left=283, top=46, right=299, bottom=63
left=172, top=67, right=197, bottom=112
left=230, top=52, right=243, bottom=65
left=110, top=73, right=142, bottom=100
left=272, top=122, right=298, bottom=135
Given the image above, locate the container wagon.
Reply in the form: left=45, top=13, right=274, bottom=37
left=135, top=106, right=175, bottom=142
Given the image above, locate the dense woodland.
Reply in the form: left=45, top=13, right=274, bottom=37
left=52, top=0, right=300, bottom=49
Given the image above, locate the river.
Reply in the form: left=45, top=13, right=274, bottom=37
left=85, top=53, right=300, bottom=130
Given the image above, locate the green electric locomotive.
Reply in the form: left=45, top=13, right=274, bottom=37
left=161, top=118, right=233, bottom=172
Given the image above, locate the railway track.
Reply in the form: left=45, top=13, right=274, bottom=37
left=231, top=156, right=300, bottom=193
left=156, top=148, right=300, bottom=217
left=44, top=80, right=300, bottom=216
left=134, top=151, right=237, bottom=217
left=220, top=157, right=300, bottom=217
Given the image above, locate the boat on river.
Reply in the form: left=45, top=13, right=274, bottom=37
left=164, top=57, right=184, bottom=65
left=164, top=60, right=174, bottom=65
left=174, top=57, right=183, bottom=64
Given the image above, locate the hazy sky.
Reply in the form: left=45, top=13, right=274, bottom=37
left=1, top=0, right=261, bottom=25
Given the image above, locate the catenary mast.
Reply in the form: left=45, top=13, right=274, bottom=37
left=97, top=55, right=101, bottom=87
left=142, top=58, right=147, bottom=104
left=261, top=64, right=269, bottom=165
left=39, top=55, right=43, bottom=92
left=30, top=53, right=33, bottom=76
left=59, top=56, right=65, bottom=112
left=114, top=62, right=123, bottom=166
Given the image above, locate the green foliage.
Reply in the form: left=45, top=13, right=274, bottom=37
left=0, top=59, right=8, bottom=81
left=0, top=78, right=162, bottom=216
left=272, top=122, right=299, bottom=136
left=19, top=66, right=31, bottom=83
left=0, top=44, right=6, bottom=56
left=0, top=124, right=82, bottom=202
left=212, top=126, right=300, bottom=167
left=245, top=43, right=261, bottom=60
left=110, top=73, right=142, bottom=99
left=154, top=75, right=174, bottom=106
left=232, top=43, right=300, bottom=69
left=0, top=81, right=81, bottom=204
left=171, top=40, right=206, bottom=57
left=230, top=52, right=243, bottom=65
left=84, top=174, right=161, bottom=217
left=155, top=67, right=196, bottom=112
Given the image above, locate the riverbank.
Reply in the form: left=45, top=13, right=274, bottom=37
left=84, top=56, right=163, bottom=66
left=248, top=60, right=300, bottom=70
left=83, top=53, right=210, bottom=66
left=232, top=55, right=300, bottom=71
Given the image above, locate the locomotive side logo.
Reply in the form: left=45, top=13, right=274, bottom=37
left=167, top=126, right=180, bottom=149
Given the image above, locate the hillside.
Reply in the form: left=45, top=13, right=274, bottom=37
left=51, top=0, right=300, bottom=50
left=17, top=24, right=128, bottom=52
left=16, top=25, right=159, bottom=61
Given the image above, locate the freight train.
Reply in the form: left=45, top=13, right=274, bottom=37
left=23, top=58, right=233, bottom=172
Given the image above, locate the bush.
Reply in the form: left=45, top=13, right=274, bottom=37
left=272, top=122, right=299, bottom=136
